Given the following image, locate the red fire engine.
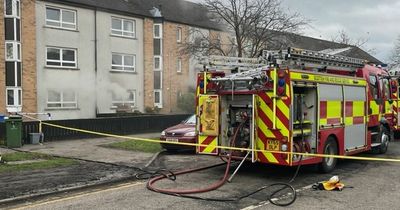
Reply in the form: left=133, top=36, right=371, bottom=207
left=195, top=47, right=398, bottom=172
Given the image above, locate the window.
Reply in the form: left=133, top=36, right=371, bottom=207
left=369, top=75, right=379, bottom=100
left=47, top=90, right=77, bottom=109
left=111, top=17, right=135, bottom=37
left=154, top=90, right=162, bottom=108
left=5, top=0, right=20, bottom=18
left=5, top=42, right=21, bottom=61
left=46, top=47, right=77, bottom=68
left=154, top=56, right=162, bottom=70
left=153, top=24, right=162, bottom=39
left=383, top=78, right=390, bottom=98
left=111, top=53, right=135, bottom=72
left=177, top=27, right=182, bottom=43
left=177, top=58, right=182, bottom=73
left=46, top=7, right=76, bottom=29
left=111, top=90, right=136, bottom=108
left=6, top=88, right=22, bottom=106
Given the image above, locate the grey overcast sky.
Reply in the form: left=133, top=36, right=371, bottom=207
left=188, top=0, right=400, bottom=62
left=281, top=0, right=400, bottom=62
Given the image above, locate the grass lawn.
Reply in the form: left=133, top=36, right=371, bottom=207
left=0, top=152, right=77, bottom=173
left=104, top=139, right=162, bottom=153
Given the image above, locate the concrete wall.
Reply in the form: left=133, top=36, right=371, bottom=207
left=96, top=11, right=144, bottom=114
left=36, top=1, right=96, bottom=120
left=36, top=1, right=144, bottom=120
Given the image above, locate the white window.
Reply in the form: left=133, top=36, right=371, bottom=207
left=154, top=56, right=162, bottom=70
left=111, top=90, right=136, bottom=108
left=6, top=87, right=22, bottom=106
left=153, top=24, right=162, bottom=39
left=46, top=7, right=76, bottom=29
left=111, top=53, right=135, bottom=72
left=177, top=27, right=182, bottom=43
left=47, top=90, right=77, bottom=109
left=177, top=58, right=182, bottom=73
left=111, top=17, right=135, bottom=38
left=5, top=41, right=21, bottom=61
left=5, top=0, right=20, bottom=18
left=154, top=90, right=162, bottom=108
left=46, top=47, right=77, bottom=68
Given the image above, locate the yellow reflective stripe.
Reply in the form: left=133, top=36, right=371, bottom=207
left=320, top=118, right=327, bottom=126
left=327, top=101, right=342, bottom=118
left=353, top=101, right=365, bottom=117
left=370, top=101, right=379, bottom=115
left=345, top=117, right=353, bottom=125
left=290, top=72, right=367, bottom=86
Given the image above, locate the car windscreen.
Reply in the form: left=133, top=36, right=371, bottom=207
left=183, top=115, right=196, bottom=124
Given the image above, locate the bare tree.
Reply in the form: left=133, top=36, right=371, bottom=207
left=330, top=29, right=376, bottom=55
left=389, top=35, right=400, bottom=66
left=180, top=0, right=307, bottom=58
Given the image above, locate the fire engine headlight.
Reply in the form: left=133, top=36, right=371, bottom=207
left=184, top=131, right=196, bottom=137
left=281, top=144, right=288, bottom=152
left=161, top=131, right=166, bottom=136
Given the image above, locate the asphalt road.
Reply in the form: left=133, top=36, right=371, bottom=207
left=7, top=141, right=400, bottom=210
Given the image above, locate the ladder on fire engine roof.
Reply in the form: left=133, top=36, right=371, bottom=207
left=200, top=55, right=266, bottom=71
left=263, top=47, right=367, bottom=73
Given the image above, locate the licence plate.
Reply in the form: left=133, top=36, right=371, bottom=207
left=267, top=140, right=280, bottom=151
left=166, top=138, right=179, bottom=142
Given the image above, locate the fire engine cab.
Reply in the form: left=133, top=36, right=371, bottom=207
left=196, top=47, right=398, bottom=172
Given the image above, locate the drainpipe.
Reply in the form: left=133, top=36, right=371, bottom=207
left=94, top=9, right=98, bottom=116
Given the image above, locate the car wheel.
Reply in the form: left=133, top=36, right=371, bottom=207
left=318, top=136, right=338, bottom=173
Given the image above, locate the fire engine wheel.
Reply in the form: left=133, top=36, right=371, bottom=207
left=318, top=137, right=338, bottom=173
left=377, top=126, right=389, bottom=154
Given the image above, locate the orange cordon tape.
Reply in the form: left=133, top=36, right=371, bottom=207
left=35, top=121, right=400, bottom=163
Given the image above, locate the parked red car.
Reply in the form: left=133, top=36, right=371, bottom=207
left=160, top=115, right=196, bottom=152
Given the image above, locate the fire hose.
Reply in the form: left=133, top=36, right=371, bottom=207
left=146, top=114, right=298, bottom=206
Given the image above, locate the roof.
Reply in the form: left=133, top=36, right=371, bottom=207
left=267, top=32, right=382, bottom=64
left=44, top=0, right=223, bottom=31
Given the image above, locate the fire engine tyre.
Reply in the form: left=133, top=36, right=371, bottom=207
left=318, top=137, right=338, bottom=173
left=377, top=126, right=389, bottom=154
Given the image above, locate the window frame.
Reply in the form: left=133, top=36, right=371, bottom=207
left=5, top=41, right=21, bottom=61
left=177, top=27, right=182, bottom=43
left=45, top=6, right=77, bottom=30
left=46, top=47, right=77, bottom=68
left=111, top=89, right=136, bottom=109
left=111, top=17, right=136, bottom=38
left=111, top=53, right=136, bottom=72
left=177, top=58, right=182, bottom=73
left=6, top=87, right=22, bottom=107
left=153, top=24, right=163, bottom=39
left=154, top=90, right=163, bottom=108
left=46, top=89, right=78, bottom=109
left=4, top=0, right=20, bottom=18
left=154, top=56, right=162, bottom=71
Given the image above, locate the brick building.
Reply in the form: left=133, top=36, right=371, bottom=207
left=0, top=0, right=227, bottom=119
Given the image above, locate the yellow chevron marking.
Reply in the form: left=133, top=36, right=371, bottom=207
left=257, top=117, right=276, bottom=138
left=265, top=93, right=289, bottom=137
left=256, top=140, right=278, bottom=163
left=198, top=135, right=217, bottom=154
